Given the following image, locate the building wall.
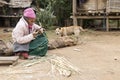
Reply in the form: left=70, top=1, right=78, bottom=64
left=77, top=0, right=120, bottom=13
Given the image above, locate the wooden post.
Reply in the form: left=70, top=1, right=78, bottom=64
left=72, top=0, right=77, bottom=26
left=106, top=17, right=109, bottom=31
left=80, top=19, right=83, bottom=27
left=5, top=18, right=10, bottom=27
left=117, top=19, right=120, bottom=29
left=96, top=0, right=98, bottom=11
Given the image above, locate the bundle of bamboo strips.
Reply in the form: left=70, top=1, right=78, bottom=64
left=0, top=55, right=81, bottom=77
left=49, top=55, right=81, bottom=77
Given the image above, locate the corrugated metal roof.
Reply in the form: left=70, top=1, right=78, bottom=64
left=9, top=0, right=32, bottom=8
left=0, top=0, right=9, bottom=7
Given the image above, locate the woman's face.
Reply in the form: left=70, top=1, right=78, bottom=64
left=27, top=18, right=35, bottom=25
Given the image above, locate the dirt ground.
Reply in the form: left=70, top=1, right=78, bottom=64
left=0, top=28, right=120, bottom=80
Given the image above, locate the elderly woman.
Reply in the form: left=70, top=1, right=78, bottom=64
left=12, top=8, right=48, bottom=59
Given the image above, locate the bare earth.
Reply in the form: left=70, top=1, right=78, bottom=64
left=0, top=28, right=120, bottom=80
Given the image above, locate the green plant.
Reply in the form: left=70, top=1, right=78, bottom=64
left=35, top=0, right=72, bottom=28
left=35, top=0, right=56, bottom=29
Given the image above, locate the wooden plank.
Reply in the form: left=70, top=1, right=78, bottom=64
left=0, top=56, right=19, bottom=61
left=0, top=15, right=21, bottom=18
left=0, top=61, right=14, bottom=64
left=76, top=16, right=120, bottom=19
left=0, top=56, right=19, bottom=65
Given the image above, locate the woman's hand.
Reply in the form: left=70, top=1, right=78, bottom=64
left=37, top=28, right=45, bottom=34
left=32, top=30, right=39, bottom=38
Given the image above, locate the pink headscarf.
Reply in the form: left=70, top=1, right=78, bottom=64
left=23, top=8, right=36, bottom=18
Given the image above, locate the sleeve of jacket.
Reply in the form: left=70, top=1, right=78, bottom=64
left=33, top=23, right=42, bottom=29
left=12, top=24, right=35, bottom=44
